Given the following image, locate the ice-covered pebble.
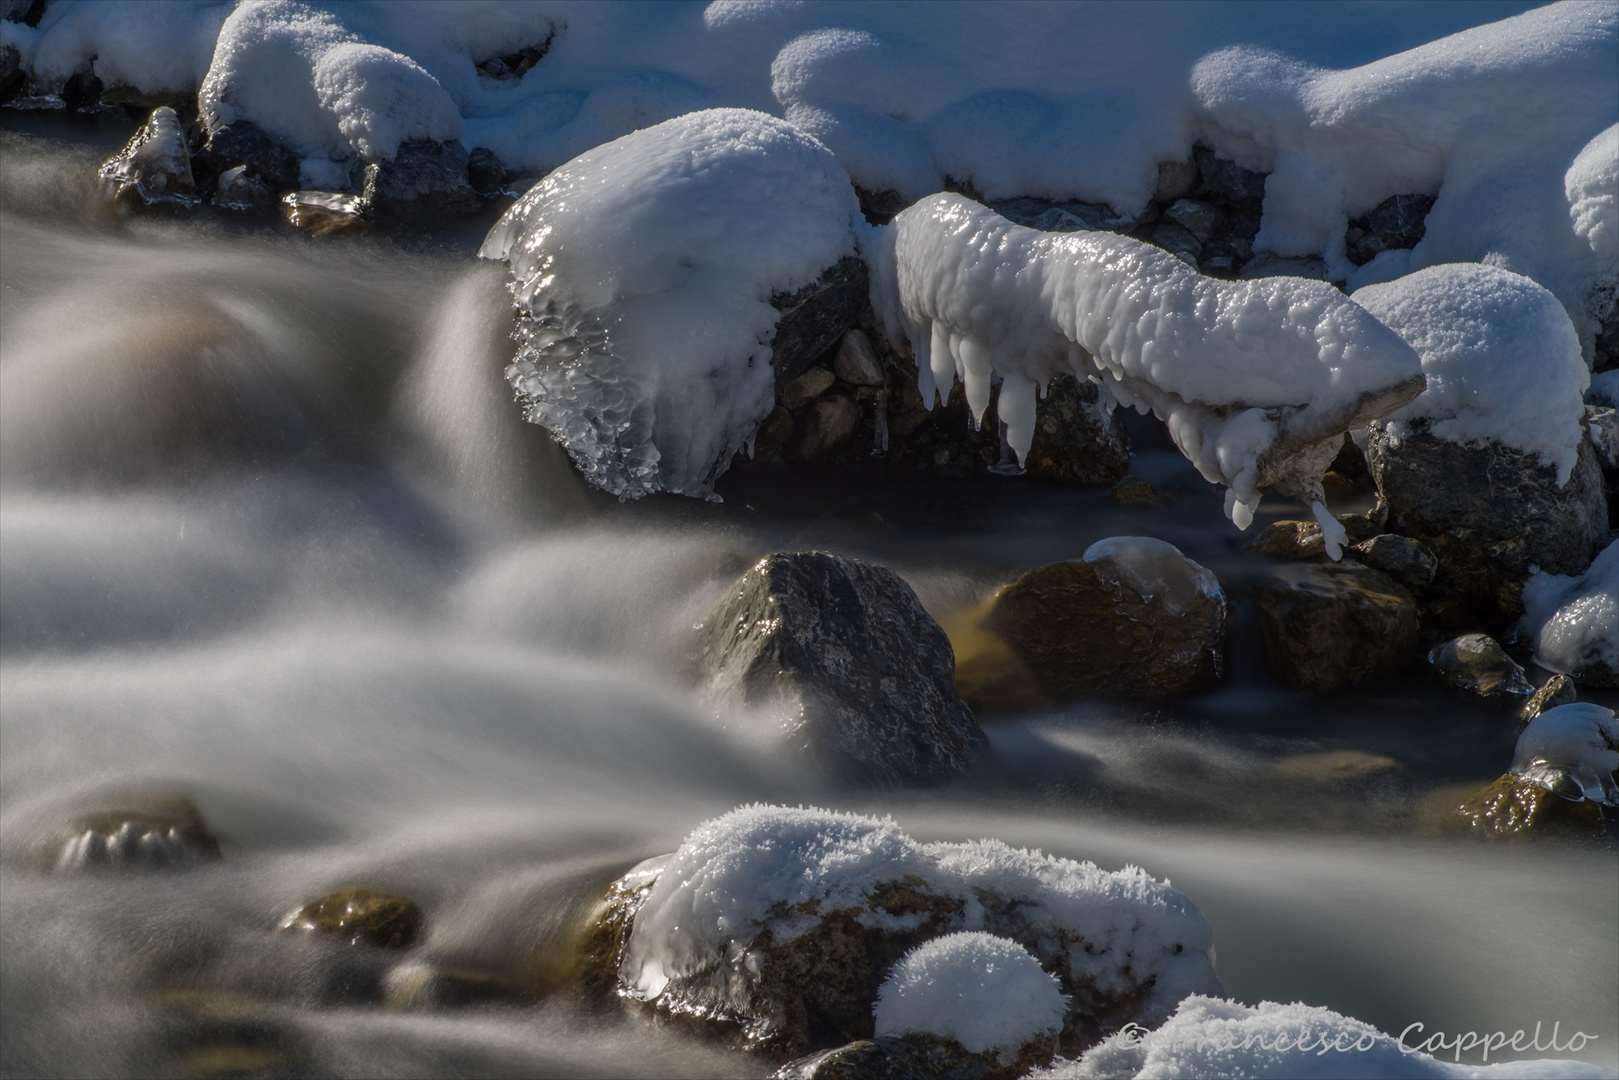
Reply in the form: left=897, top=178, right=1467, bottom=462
left=1510, top=703, right=1619, bottom=805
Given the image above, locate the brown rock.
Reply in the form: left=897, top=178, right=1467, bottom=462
left=1446, top=773, right=1606, bottom=839
left=1245, top=514, right=1383, bottom=559
left=833, top=329, right=886, bottom=387
left=1109, top=474, right=1173, bottom=507
left=1427, top=634, right=1532, bottom=706
left=783, top=366, right=836, bottom=410
left=1353, top=533, right=1437, bottom=592
left=789, top=395, right=861, bottom=465
left=1251, top=562, right=1417, bottom=690
left=1518, top=675, right=1578, bottom=727
left=279, top=887, right=423, bottom=948
left=984, top=540, right=1226, bottom=699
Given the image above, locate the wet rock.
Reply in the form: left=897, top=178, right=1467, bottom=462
left=1366, top=424, right=1609, bottom=631
left=1022, top=376, right=1131, bottom=486
left=941, top=599, right=1053, bottom=717
left=1352, top=533, right=1437, bottom=592
left=1239, top=253, right=1328, bottom=280
left=1518, top=674, right=1579, bottom=727
left=1446, top=773, right=1606, bottom=839
left=1193, top=146, right=1265, bottom=203
left=1244, top=514, right=1381, bottom=560
left=984, top=538, right=1226, bottom=700
left=279, top=887, right=424, bottom=949
left=98, top=106, right=198, bottom=208
left=1162, top=199, right=1222, bottom=243
left=789, top=395, right=861, bottom=465
left=27, top=792, right=222, bottom=871
left=369, top=139, right=478, bottom=224
left=695, top=552, right=986, bottom=785
left=783, top=366, right=836, bottom=410
left=754, top=406, right=796, bottom=462
left=1151, top=220, right=1201, bottom=266
left=1251, top=563, right=1418, bottom=690
left=206, top=120, right=302, bottom=192
left=776, top=1035, right=1035, bottom=1080
left=1587, top=405, right=1619, bottom=470
left=283, top=188, right=371, bottom=236
left=771, top=257, right=871, bottom=386
left=1109, top=474, right=1172, bottom=507
left=1427, top=634, right=1533, bottom=706
left=834, top=329, right=886, bottom=387
left=381, top=960, right=536, bottom=1009
left=213, top=165, right=276, bottom=213
left=1154, top=160, right=1199, bottom=203
left=466, top=147, right=507, bottom=195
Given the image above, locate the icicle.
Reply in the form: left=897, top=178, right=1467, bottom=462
left=997, top=372, right=1038, bottom=465
left=1311, top=500, right=1347, bottom=561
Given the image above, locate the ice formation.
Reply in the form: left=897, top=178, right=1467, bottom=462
left=872, top=193, right=1424, bottom=532
left=1081, top=538, right=1224, bottom=617
left=97, top=106, right=198, bottom=207
left=479, top=108, right=861, bottom=499
left=1039, top=996, right=1615, bottom=1079
left=1519, top=540, right=1619, bottom=684
left=1509, top=702, right=1619, bottom=805
left=873, top=932, right=1067, bottom=1058
left=1351, top=265, right=1591, bottom=485
left=621, top=805, right=1219, bottom=1024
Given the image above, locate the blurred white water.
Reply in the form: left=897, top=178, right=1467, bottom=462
left=0, top=128, right=1614, bottom=1078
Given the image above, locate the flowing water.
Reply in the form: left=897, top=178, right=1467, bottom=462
left=2, top=120, right=1615, bottom=1079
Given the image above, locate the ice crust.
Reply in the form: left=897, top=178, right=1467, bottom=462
left=1352, top=265, right=1590, bottom=485
left=872, top=193, right=1425, bottom=530
left=1082, top=538, right=1223, bottom=618
left=1038, top=996, right=1616, bottom=1079
left=1509, top=702, right=1619, bottom=805
left=873, top=932, right=1067, bottom=1057
left=621, top=805, right=1219, bottom=1025
left=1519, top=540, right=1619, bottom=687
left=478, top=108, right=861, bottom=500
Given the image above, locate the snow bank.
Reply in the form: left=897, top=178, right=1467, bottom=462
left=1520, top=540, right=1619, bottom=684
left=873, top=193, right=1424, bottom=531
left=1351, top=265, right=1590, bottom=484
left=1039, top=996, right=1614, bottom=1079
left=621, top=805, right=1219, bottom=1024
left=1509, top=702, right=1619, bottom=805
left=874, top=932, right=1067, bottom=1057
left=479, top=108, right=861, bottom=499
left=1, top=1, right=231, bottom=99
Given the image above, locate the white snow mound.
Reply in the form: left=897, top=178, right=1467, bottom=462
left=872, top=193, right=1424, bottom=531
left=874, top=932, right=1067, bottom=1057
left=1567, top=124, right=1619, bottom=261
left=1520, top=540, right=1619, bottom=687
left=1352, top=264, right=1590, bottom=485
left=479, top=108, right=861, bottom=500
left=1036, top=995, right=1615, bottom=1079
left=1510, top=702, right=1619, bottom=806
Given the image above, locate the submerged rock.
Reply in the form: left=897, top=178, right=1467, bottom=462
left=1519, top=675, right=1578, bottom=726
left=1251, top=563, right=1417, bottom=690
left=695, top=552, right=986, bottom=785
left=24, top=792, right=221, bottom=871
left=984, top=538, right=1226, bottom=700
left=1021, top=376, right=1131, bottom=486
left=1366, top=425, right=1608, bottom=631
left=98, top=106, right=198, bottom=208
left=279, top=887, right=423, bottom=949
left=381, top=960, right=536, bottom=1009
left=1447, top=774, right=1606, bottom=839
left=1427, top=634, right=1533, bottom=706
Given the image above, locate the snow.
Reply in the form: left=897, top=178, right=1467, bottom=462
left=1509, top=702, right=1619, bottom=805
left=1, top=1, right=231, bottom=100
left=873, top=932, right=1067, bottom=1058
left=1351, top=265, right=1590, bottom=485
left=1519, top=540, right=1619, bottom=684
left=1037, top=996, right=1615, bottom=1079
left=620, top=804, right=1219, bottom=1023
left=1567, top=124, right=1618, bottom=261
left=872, top=193, right=1424, bottom=531
left=479, top=108, right=861, bottom=500
left=1589, top=370, right=1619, bottom=408
left=1082, top=538, right=1223, bottom=617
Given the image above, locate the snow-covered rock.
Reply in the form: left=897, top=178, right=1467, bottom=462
left=1510, top=702, right=1619, bottom=805
left=873, top=194, right=1424, bottom=539
left=616, top=805, right=1220, bottom=1058
left=1519, top=539, right=1619, bottom=688
left=480, top=108, right=862, bottom=500
left=1038, top=995, right=1615, bottom=1079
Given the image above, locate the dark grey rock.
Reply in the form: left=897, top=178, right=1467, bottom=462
left=1518, top=674, right=1578, bottom=727
left=1252, top=562, right=1418, bottom=690
left=992, top=197, right=1128, bottom=233
left=789, top=395, right=862, bottom=465
left=1022, top=375, right=1131, bottom=486
left=1353, top=533, right=1437, bottom=592
left=1366, top=423, right=1609, bottom=631
left=771, top=256, right=872, bottom=386
left=1163, top=199, right=1223, bottom=242
left=1428, top=634, right=1533, bottom=706
left=206, top=120, right=302, bottom=191
left=1586, top=405, right=1619, bottom=470
left=834, top=329, right=886, bottom=387
left=466, top=146, right=507, bottom=195
left=856, top=186, right=911, bottom=225
left=1239, top=253, right=1328, bottom=280
left=474, top=33, right=553, bottom=81
left=1154, top=160, right=1199, bottom=203
left=1365, top=193, right=1434, bottom=240
left=696, top=552, right=986, bottom=785
left=1152, top=219, right=1201, bottom=266
left=370, top=139, right=479, bottom=223
left=213, top=164, right=276, bottom=213
left=1110, top=474, right=1172, bottom=506
left=1194, top=146, right=1265, bottom=203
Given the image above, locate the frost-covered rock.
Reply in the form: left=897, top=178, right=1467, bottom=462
left=984, top=538, right=1227, bottom=701
left=1520, top=539, right=1619, bottom=689
left=615, top=806, right=1220, bottom=1059
left=1039, top=995, right=1615, bottom=1079
left=98, top=105, right=198, bottom=207
left=1427, top=634, right=1532, bottom=707
left=1251, top=563, right=1417, bottom=691
left=1510, top=703, right=1619, bottom=806
left=480, top=108, right=862, bottom=500
left=872, top=194, right=1423, bottom=542
left=695, top=552, right=985, bottom=786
